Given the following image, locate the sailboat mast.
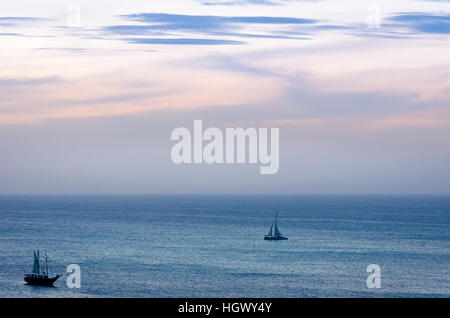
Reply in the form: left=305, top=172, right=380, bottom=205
left=274, top=211, right=278, bottom=228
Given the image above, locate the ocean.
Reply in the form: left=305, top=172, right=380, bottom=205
left=0, top=195, right=448, bottom=297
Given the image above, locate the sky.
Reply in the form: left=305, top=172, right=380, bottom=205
left=0, top=0, right=449, bottom=194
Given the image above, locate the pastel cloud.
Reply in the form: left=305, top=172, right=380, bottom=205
left=1, top=0, right=450, bottom=193
left=0, top=48, right=285, bottom=124
left=0, top=17, right=44, bottom=26
left=200, top=0, right=321, bottom=6
left=388, top=13, right=450, bottom=34
left=103, top=12, right=317, bottom=44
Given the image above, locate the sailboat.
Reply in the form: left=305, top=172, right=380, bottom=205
left=24, top=250, right=61, bottom=286
left=264, top=211, right=288, bottom=240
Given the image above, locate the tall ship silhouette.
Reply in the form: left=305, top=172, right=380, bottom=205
left=24, top=250, right=61, bottom=287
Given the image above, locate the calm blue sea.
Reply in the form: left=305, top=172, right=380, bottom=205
left=0, top=195, right=449, bottom=297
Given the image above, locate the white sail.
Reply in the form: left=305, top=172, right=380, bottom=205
left=274, top=212, right=282, bottom=236
left=32, top=250, right=40, bottom=274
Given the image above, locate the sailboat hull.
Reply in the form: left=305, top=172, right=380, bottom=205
left=24, top=274, right=61, bottom=287
left=264, top=235, right=288, bottom=241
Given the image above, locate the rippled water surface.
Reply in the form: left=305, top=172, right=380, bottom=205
left=0, top=195, right=448, bottom=297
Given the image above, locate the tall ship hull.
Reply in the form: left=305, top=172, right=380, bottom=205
left=24, top=274, right=60, bottom=286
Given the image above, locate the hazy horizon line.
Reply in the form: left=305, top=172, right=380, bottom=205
left=1, top=193, right=450, bottom=196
